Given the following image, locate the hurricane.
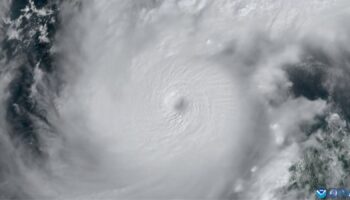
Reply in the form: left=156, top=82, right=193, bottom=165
left=1, top=0, right=350, bottom=200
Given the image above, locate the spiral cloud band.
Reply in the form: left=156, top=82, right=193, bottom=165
left=1, top=0, right=350, bottom=199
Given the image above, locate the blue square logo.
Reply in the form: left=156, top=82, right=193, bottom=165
left=316, top=189, right=327, bottom=199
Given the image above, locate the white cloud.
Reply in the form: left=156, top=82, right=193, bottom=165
left=2, top=0, right=350, bottom=199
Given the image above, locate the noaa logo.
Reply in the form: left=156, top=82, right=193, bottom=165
left=316, top=189, right=327, bottom=199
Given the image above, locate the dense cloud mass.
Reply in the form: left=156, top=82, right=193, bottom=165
left=1, top=0, right=350, bottom=199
